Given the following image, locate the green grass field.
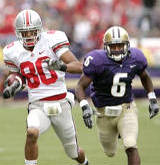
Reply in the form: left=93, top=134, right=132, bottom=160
left=0, top=99, right=159, bottom=165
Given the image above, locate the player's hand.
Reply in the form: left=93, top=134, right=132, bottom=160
left=43, top=58, right=67, bottom=72
left=82, top=104, right=93, bottom=129
left=3, top=80, right=20, bottom=99
left=149, top=98, right=159, bottom=119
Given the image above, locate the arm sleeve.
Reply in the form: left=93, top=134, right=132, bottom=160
left=136, top=49, right=148, bottom=75
left=3, top=46, right=19, bottom=72
left=48, top=30, right=70, bottom=58
left=83, top=52, right=96, bottom=79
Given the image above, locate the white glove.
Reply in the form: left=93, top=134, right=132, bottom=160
left=3, top=80, right=20, bottom=99
left=43, top=58, right=67, bottom=72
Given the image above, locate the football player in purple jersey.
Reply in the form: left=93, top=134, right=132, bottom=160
left=75, top=26, right=159, bottom=165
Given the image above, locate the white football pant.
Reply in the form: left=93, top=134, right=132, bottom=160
left=27, top=98, right=79, bottom=159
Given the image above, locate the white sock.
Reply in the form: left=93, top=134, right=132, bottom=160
left=82, top=157, right=88, bottom=165
left=25, top=159, right=37, bottom=165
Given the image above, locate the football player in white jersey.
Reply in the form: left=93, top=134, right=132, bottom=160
left=2, top=9, right=89, bottom=165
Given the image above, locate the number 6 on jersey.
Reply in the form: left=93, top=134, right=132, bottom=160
left=111, top=73, right=128, bottom=97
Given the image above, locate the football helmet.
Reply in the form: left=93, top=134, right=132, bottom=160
left=15, top=9, right=42, bottom=47
left=103, top=26, right=130, bottom=61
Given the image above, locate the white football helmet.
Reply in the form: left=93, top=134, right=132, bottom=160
left=15, top=9, right=42, bottom=47
left=103, top=26, right=130, bottom=61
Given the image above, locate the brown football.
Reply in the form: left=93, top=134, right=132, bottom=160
left=7, top=73, right=24, bottom=86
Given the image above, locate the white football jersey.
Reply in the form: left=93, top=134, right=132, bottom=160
left=3, top=30, right=70, bottom=102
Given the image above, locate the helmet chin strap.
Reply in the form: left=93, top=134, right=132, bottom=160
left=23, top=41, right=35, bottom=47
left=23, top=35, right=41, bottom=48
left=112, top=55, right=122, bottom=61
left=110, top=50, right=124, bottom=61
left=112, top=54, right=125, bottom=61
left=112, top=51, right=129, bottom=61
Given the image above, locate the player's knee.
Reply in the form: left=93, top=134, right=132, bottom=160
left=101, top=141, right=117, bottom=157
left=123, top=137, right=136, bottom=149
left=104, top=151, right=115, bottom=157
left=26, top=128, right=39, bottom=142
left=64, top=142, right=78, bottom=159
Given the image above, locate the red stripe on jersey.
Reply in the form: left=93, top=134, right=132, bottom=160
left=7, top=42, right=14, bottom=49
left=5, top=61, right=18, bottom=68
left=40, top=93, right=67, bottom=101
left=26, top=10, right=30, bottom=26
left=47, top=30, right=56, bottom=34
left=52, top=43, right=70, bottom=53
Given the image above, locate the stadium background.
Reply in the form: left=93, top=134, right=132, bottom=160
left=0, top=0, right=160, bottom=98
left=0, top=0, right=160, bottom=165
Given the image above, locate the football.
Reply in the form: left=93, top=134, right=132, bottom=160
left=3, top=73, right=25, bottom=99
left=6, top=73, right=25, bottom=87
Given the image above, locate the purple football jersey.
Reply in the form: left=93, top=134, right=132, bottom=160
left=83, top=48, right=147, bottom=107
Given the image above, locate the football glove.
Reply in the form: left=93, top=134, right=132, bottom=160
left=81, top=104, right=93, bottom=129
left=149, top=98, right=159, bottom=119
left=43, top=58, right=67, bottom=72
left=3, top=80, right=20, bottom=99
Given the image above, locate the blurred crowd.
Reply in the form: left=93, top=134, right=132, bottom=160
left=0, top=0, right=160, bottom=58
left=0, top=0, right=160, bottom=97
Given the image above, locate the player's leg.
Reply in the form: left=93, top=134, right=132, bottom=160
left=96, top=113, right=119, bottom=157
left=50, top=100, right=88, bottom=165
left=25, top=127, right=39, bottom=165
left=126, top=147, right=140, bottom=165
left=76, top=148, right=88, bottom=165
left=25, top=102, right=51, bottom=165
left=118, top=102, right=140, bottom=165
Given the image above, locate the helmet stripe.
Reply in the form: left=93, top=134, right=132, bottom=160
left=118, top=27, right=120, bottom=38
left=112, top=28, right=115, bottom=38
left=22, top=13, right=25, bottom=25
left=29, top=12, right=32, bottom=24
left=25, top=10, right=30, bottom=26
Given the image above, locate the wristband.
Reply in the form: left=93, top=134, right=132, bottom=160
left=148, top=92, right=156, bottom=100
left=80, top=99, right=89, bottom=108
left=60, top=64, right=67, bottom=72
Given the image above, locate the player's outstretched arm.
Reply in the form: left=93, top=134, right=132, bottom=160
left=60, top=50, right=82, bottom=73
left=75, top=74, right=93, bottom=128
left=44, top=50, right=82, bottom=73
left=139, top=69, right=159, bottom=119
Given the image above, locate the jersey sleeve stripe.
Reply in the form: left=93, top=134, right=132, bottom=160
left=5, top=61, right=18, bottom=68
left=52, top=42, right=70, bottom=53
left=52, top=41, right=69, bottom=49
